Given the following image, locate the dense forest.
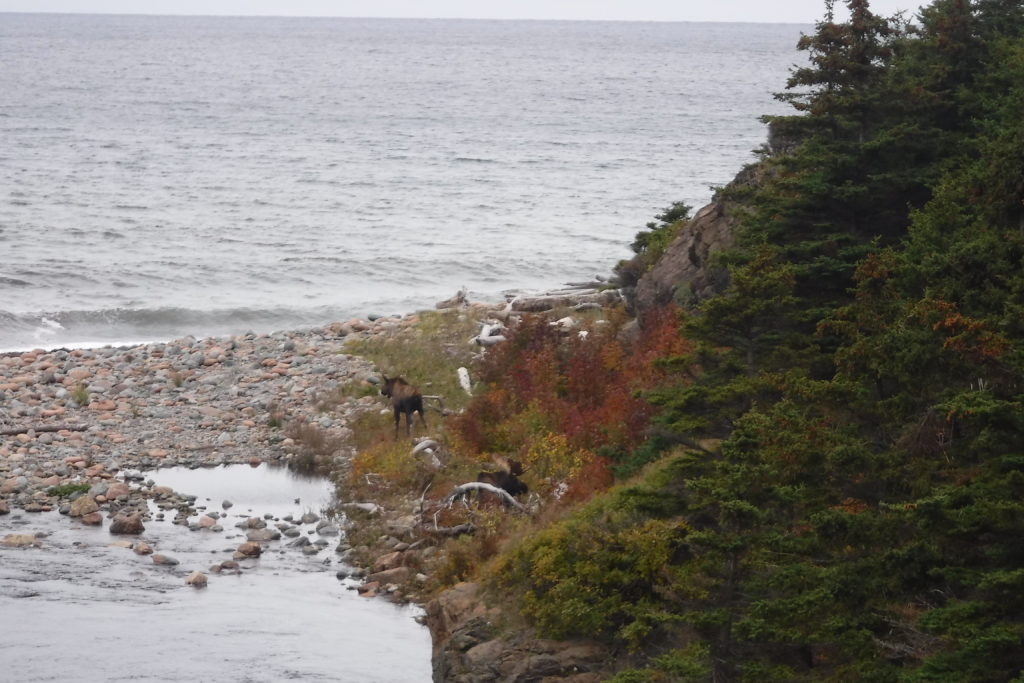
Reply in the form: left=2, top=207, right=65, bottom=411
left=429, top=0, right=1024, bottom=679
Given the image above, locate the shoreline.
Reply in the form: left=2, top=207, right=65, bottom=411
left=2, top=289, right=626, bottom=681
left=0, top=313, right=417, bottom=514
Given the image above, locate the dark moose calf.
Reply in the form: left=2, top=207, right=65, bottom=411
left=478, top=458, right=528, bottom=498
left=380, top=375, right=427, bottom=437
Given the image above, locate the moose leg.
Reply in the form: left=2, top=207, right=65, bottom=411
left=393, top=406, right=401, bottom=437
left=417, top=408, right=428, bottom=431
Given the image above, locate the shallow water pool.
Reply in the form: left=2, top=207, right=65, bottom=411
left=0, top=465, right=431, bottom=682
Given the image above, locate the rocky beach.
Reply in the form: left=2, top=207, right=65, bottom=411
left=0, top=287, right=625, bottom=682
left=0, top=317, right=393, bottom=515
left=0, top=313, right=445, bottom=681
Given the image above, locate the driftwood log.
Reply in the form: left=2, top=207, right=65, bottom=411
left=0, top=424, right=88, bottom=436
left=424, top=522, right=476, bottom=537
left=510, top=288, right=620, bottom=313
left=441, top=481, right=527, bottom=512
left=420, top=395, right=453, bottom=415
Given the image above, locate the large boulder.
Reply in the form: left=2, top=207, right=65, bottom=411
left=185, top=571, right=208, bottom=588
left=235, top=541, right=262, bottom=558
left=109, top=511, right=145, bottom=535
left=69, top=494, right=99, bottom=518
left=104, top=482, right=131, bottom=500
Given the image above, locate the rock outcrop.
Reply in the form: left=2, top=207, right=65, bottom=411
left=427, top=582, right=611, bottom=682
left=632, top=199, right=736, bottom=321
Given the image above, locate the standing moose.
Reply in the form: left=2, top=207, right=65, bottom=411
left=380, top=375, right=427, bottom=437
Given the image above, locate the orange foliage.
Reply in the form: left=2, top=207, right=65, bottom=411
left=927, top=300, right=1010, bottom=361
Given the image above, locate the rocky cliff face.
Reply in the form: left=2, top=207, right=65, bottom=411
left=631, top=199, right=737, bottom=321
left=629, top=155, right=775, bottom=322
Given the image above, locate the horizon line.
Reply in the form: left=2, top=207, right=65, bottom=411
left=0, top=10, right=813, bottom=25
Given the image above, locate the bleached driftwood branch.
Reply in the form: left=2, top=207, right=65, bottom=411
left=442, top=481, right=527, bottom=512
left=420, top=395, right=452, bottom=415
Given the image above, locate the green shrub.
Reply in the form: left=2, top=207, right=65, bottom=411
left=69, top=383, right=90, bottom=406
left=47, top=482, right=91, bottom=497
left=486, top=467, right=697, bottom=649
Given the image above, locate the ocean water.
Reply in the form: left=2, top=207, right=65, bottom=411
left=0, top=13, right=805, bottom=350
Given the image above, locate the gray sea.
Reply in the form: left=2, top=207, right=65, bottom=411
left=0, top=13, right=805, bottom=350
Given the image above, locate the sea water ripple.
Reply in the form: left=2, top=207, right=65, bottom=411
left=0, top=14, right=806, bottom=349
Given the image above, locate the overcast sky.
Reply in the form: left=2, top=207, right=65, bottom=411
left=0, top=1, right=924, bottom=24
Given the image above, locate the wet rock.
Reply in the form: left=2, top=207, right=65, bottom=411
left=0, top=500, right=9, bottom=515
left=366, top=566, right=412, bottom=586
left=109, top=511, right=145, bottom=535
left=133, top=542, right=154, bottom=555
left=152, top=554, right=179, bottom=566
left=246, top=528, right=279, bottom=542
left=80, top=511, right=103, bottom=525
left=185, top=571, right=208, bottom=588
left=69, top=495, right=99, bottom=518
left=235, top=541, right=262, bottom=558
left=2, top=533, right=40, bottom=548
left=357, top=581, right=380, bottom=598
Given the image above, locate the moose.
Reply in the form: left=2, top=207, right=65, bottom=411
left=380, top=375, right=427, bottom=437
left=478, top=457, right=528, bottom=498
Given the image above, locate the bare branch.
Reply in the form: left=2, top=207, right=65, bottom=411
left=420, top=395, right=453, bottom=415
left=442, top=481, right=527, bottom=512
left=423, top=522, right=476, bottom=537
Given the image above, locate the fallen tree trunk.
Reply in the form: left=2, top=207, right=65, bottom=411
left=510, top=288, right=621, bottom=313
left=423, top=522, right=476, bottom=537
left=442, top=482, right=527, bottom=512
left=0, top=424, right=88, bottom=436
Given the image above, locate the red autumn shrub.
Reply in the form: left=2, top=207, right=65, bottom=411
left=451, top=305, right=690, bottom=497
